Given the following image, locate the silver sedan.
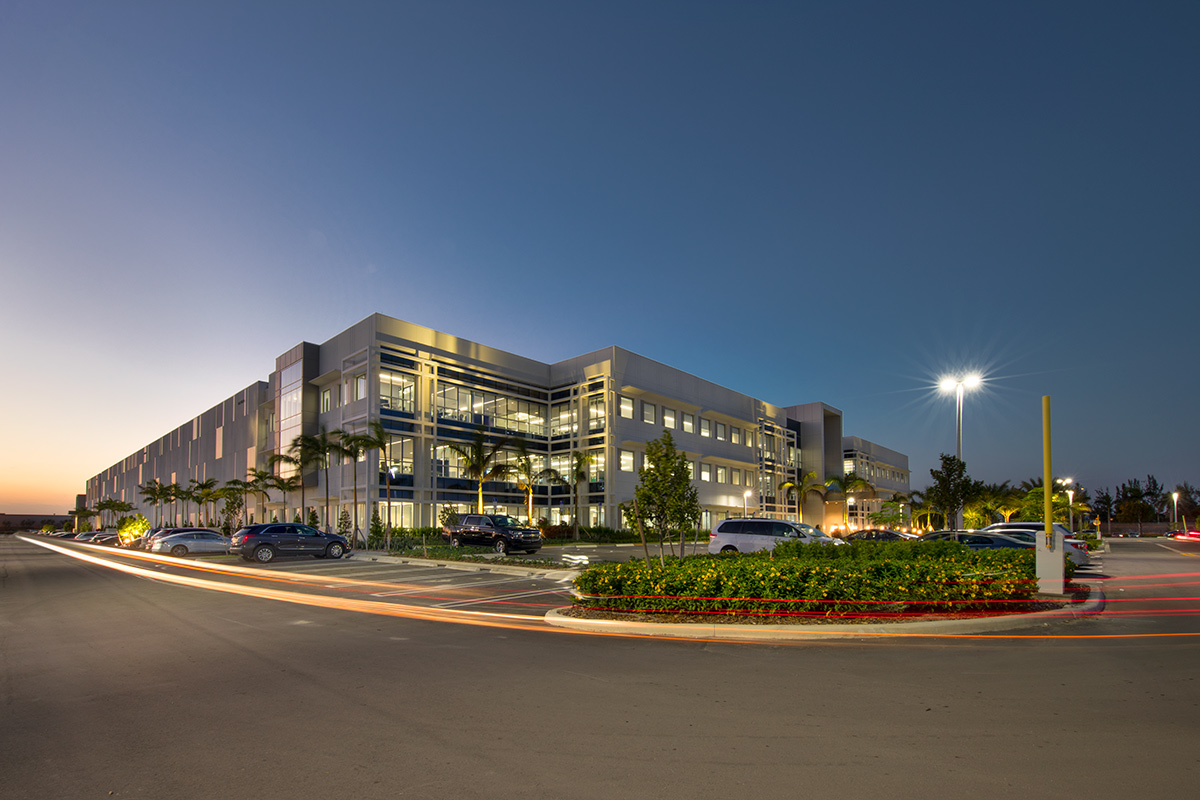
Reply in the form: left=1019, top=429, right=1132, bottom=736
left=150, top=531, right=232, bottom=557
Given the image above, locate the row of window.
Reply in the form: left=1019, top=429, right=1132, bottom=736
left=617, top=448, right=755, bottom=487
left=617, top=396, right=751, bottom=446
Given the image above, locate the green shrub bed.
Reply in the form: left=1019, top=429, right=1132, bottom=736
left=573, top=542, right=1072, bottom=619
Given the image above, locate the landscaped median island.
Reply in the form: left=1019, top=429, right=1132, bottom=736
left=567, top=541, right=1086, bottom=624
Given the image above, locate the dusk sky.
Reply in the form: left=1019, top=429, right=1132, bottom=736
left=3, top=1, right=1197, bottom=515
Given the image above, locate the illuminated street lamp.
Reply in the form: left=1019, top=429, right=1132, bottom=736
left=1173, top=491, right=1180, bottom=530
left=939, top=374, right=981, bottom=527
left=743, top=489, right=751, bottom=517
left=1057, top=477, right=1074, bottom=533
left=847, top=496, right=856, bottom=531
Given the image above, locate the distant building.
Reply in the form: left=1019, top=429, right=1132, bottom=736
left=86, top=313, right=908, bottom=536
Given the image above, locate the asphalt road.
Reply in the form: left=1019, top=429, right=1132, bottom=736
left=3, top=535, right=1199, bottom=800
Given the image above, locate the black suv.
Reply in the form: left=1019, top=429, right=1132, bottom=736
left=442, top=514, right=543, bottom=554
left=230, top=524, right=350, bottom=563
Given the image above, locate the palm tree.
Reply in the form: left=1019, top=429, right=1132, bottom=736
left=333, top=427, right=376, bottom=547
left=138, top=480, right=165, bottom=527
left=270, top=433, right=322, bottom=525
left=511, top=439, right=565, bottom=525
left=825, top=471, right=875, bottom=530
left=270, top=473, right=301, bottom=522
left=178, top=482, right=199, bottom=526
left=304, top=424, right=343, bottom=532
left=355, top=421, right=393, bottom=545
left=247, top=467, right=276, bottom=525
left=778, top=470, right=824, bottom=523
left=567, top=450, right=593, bottom=541
left=223, top=479, right=253, bottom=527
left=444, top=426, right=514, bottom=515
left=191, top=478, right=218, bottom=526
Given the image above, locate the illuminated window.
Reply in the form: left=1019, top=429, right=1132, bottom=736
left=700, top=418, right=711, bottom=438
left=716, top=422, right=726, bottom=441
left=642, top=402, right=655, bottom=424
left=321, top=389, right=331, bottom=413
left=662, top=408, right=676, bottom=428
left=716, top=465, right=727, bottom=483
left=682, top=413, right=694, bottom=434
left=731, top=427, right=740, bottom=444
left=619, top=450, right=634, bottom=472
left=700, top=463, right=712, bottom=482
left=618, top=396, right=634, bottom=419
left=354, top=374, right=367, bottom=401
left=687, top=461, right=695, bottom=479
left=731, top=469, right=741, bottom=485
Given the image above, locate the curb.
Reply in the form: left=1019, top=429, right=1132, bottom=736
left=543, top=584, right=1106, bottom=640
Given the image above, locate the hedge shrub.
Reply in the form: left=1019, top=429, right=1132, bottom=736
left=573, top=543, right=1070, bottom=619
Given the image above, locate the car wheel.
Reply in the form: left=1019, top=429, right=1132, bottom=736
left=253, top=545, right=277, bottom=563
left=326, top=542, right=345, bottom=559
left=720, top=545, right=738, bottom=554
left=171, top=545, right=188, bottom=557
left=450, top=536, right=461, bottom=548
left=493, top=538, right=508, bottom=554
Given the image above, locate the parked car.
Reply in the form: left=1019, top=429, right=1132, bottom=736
left=145, top=527, right=215, bottom=550
left=229, top=523, right=349, bottom=563
left=844, top=528, right=918, bottom=542
left=980, top=523, right=1092, bottom=566
left=441, top=514, right=543, bottom=554
left=918, top=531, right=1033, bottom=550
left=73, top=530, right=104, bottom=542
left=151, top=530, right=232, bottom=557
left=90, top=532, right=121, bottom=546
left=708, top=518, right=842, bottom=555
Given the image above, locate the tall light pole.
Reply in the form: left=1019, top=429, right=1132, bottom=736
left=1173, top=491, right=1180, bottom=530
left=940, top=374, right=981, bottom=528
left=847, top=496, right=856, bottom=531
left=743, top=489, right=751, bottom=518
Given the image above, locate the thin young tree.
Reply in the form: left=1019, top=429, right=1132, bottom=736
left=332, top=428, right=374, bottom=548
left=620, top=431, right=700, bottom=565
left=354, top=421, right=393, bottom=546
left=138, top=480, right=164, bottom=527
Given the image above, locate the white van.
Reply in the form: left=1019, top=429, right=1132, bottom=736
left=708, top=518, right=840, bottom=554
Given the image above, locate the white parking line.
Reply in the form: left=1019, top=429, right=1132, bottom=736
left=370, top=575, right=532, bottom=596
left=434, top=587, right=567, bottom=609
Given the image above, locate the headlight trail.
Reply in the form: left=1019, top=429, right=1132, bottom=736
left=24, top=537, right=1200, bottom=641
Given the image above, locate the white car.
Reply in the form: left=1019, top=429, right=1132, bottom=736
left=981, top=522, right=1092, bottom=567
left=708, top=518, right=842, bottom=555
left=150, top=530, right=232, bottom=557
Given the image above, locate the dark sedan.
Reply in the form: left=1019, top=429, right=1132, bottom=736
left=229, top=523, right=349, bottom=563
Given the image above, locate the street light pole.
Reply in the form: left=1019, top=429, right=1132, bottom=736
left=1173, top=492, right=1179, bottom=530
left=940, top=374, right=981, bottom=529
left=743, top=489, right=750, bottom=518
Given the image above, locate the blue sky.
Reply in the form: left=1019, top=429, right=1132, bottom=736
left=2, top=1, right=1197, bottom=514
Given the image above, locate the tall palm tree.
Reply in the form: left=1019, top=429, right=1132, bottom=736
left=567, top=450, right=593, bottom=541
left=444, top=426, right=514, bottom=515
left=511, top=439, right=565, bottom=524
left=162, top=483, right=180, bottom=526
left=778, top=470, right=824, bottom=523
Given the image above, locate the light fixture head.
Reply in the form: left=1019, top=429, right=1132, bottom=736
left=963, top=374, right=982, bottom=389
left=939, top=377, right=958, bottom=392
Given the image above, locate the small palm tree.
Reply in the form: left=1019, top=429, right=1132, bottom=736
left=270, top=434, right=321, bottom=525
left=567, top=450, right=593, bottom=541
left=138, top=480, right=164, bottom=527
left=825, top=471, right=875, bottom=530
left=778, top=470, right=824, bottom=523
left=355, top=421, right=393, bottom=545
left=511, top=439, right=565, bottom=524
left=190, top=478, right=218, bottom=526
left=223, top=479, right=253, bottom=527
left=333, top=428, right=375, bottom=547
left=247, top=467, right=276, bottom=525
left=271, top=473, right=301, bottom=521
left=444, top=426, right=513, bottom=515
